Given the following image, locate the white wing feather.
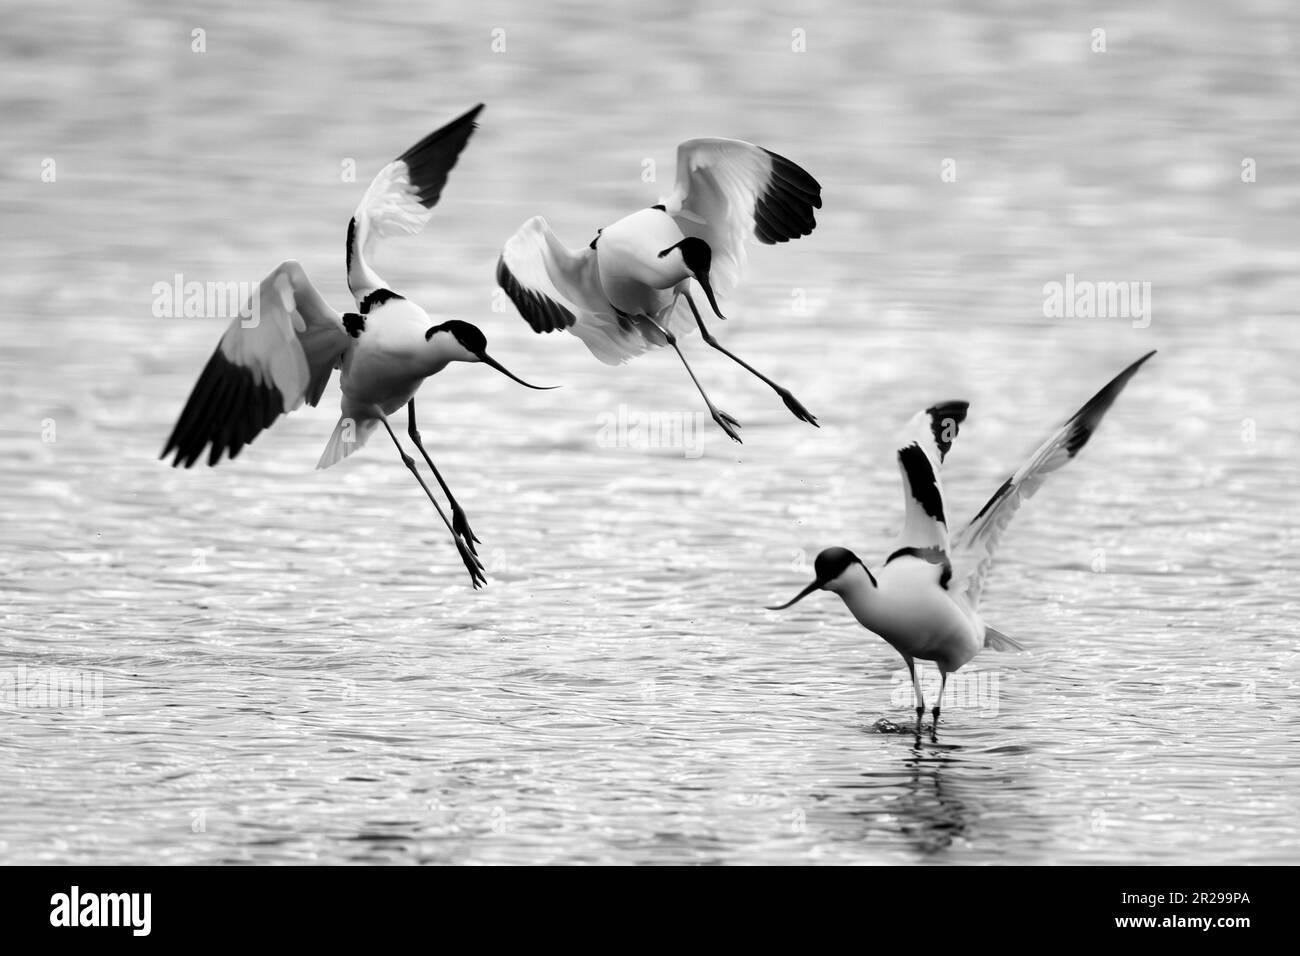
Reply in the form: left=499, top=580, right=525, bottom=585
left=497, top=216, right=653, bottom=366
left=663, top=138, right=822, bottom=298
left=346, top=104, right=483, bottom=299
left=952, top=352, right=1156, bottom=607
left=162, top=260, right=350, bottom=467
left=893, top=401, right=969, bottom=552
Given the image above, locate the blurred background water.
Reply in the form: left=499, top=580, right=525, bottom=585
left=1, top=0, right=1298, bottom=864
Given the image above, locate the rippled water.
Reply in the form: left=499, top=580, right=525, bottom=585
left=2, top=0, right=1298, bottom=864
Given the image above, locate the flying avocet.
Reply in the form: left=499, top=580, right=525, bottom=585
left=161, top=104, right=554, bottom=588
left=496, top=138, right=822, bottom=443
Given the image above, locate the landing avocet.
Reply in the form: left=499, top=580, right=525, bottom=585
left=768, top=352, right=1156, bottom=734
left=496, top=138, right=822, bottom=443
left=161, top=105, right=554, bottom=588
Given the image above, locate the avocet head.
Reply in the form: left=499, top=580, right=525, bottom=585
left=425, top=320, right=557, bottom=389
left=657, top=237, right=725, bottom=320
left=766, top=547, right=874, bottom=610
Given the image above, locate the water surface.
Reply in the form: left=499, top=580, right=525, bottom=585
left=1, top=0, right=1298, bottom=864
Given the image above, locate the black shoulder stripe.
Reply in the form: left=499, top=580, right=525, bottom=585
left=359, top=288, right=403, bottom=315
left=343, top=313, right=365, bottom=338
left=345, top=217, right=357, bottom=275
left=886, top=545, right=947, bottom=566
left=899, top=442, right=946, bottom=525
left=495, top=255, right=576, bottom=334
left=885, top=546, right=953, bottom=590
left=650, top=204, right=666, bottom=211
left=971, top=475, right=1014, bottom=523
left=160, top=348, right=284, bottom=468
left=925, top=400, right=969, bottom=462
left=1065, top=422, right=1093, bottom=456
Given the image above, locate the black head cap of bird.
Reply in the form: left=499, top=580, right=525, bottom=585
left=766, top=547, right=870, bottom=609
left=425, top=320, right=557, bottom=389
left=658, top=237, right=724, bottom=319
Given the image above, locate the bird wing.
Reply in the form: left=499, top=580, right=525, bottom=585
left=347, top=103, right=483, bottom=300
left=662, top=138, right=822, bottom=298
left=952, top=351, right=1156, bottom=607
left=893, top=401, right=970, bottom=552
left=496, top=215, right=648, bottom=365
left=161, top=260, right=351, bottom=468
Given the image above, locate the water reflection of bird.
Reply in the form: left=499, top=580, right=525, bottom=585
left=769, top=352, right=1156, bottom=734
left=496, top=138, right=823, bottom=443
left=894, top=755, right=969, bottom=854
left=161, top=105, right=554, bottom=588
left=840, top=751, right=970, bottom=856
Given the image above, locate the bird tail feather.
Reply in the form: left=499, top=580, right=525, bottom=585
left=983, top=625, right=1024, bottom=652
left=316, top=416, right=378, bottom=469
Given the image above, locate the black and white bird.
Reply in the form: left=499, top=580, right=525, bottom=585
left=161, top=104, right=553, bottom=589
left=495, top=138, right=823, bottom=442
left=767, top=352, right=1156, bottom=734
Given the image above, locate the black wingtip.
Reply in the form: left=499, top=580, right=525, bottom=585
left=1076, top=350, right=1157, bottom=416
left=450, top=103, right=486, bottom=136
left=161, top=348, right=284, bottom=470
left=926, top=400, right=969, bottom=423
left=753, top=148, right=823, bottom=245
left=925, top=400, right=969, bottom=461
left=397, top=104, right=487, bottom=209
left=1063, top=351, right=1157, bottom=457
left=495, top=254, right=576, bottom=334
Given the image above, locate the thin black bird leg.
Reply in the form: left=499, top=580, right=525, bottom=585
left=408, top=399, right=480, bottom=555
left=905, top=656, right=925, bottom=736
left=644, top=311, right=743, bottom=444
left=684, top=290, right=818, bottom=427
left=932, top=671, right=947, bottom=741
left=380, top=414, right=485, bottom=589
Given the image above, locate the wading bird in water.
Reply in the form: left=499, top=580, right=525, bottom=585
left=496, top=138, right=822, bottom=443
left=161, top=104, right=554, bottom=588
left=767, top=352, right=1156, bottom=735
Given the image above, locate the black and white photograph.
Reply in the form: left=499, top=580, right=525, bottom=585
left=1, top=0, right=1295, bottom=902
